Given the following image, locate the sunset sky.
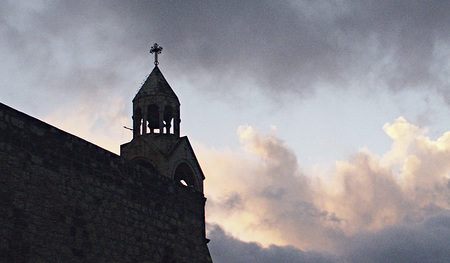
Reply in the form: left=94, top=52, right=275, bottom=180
left=2, top=1, right=450, bottom=262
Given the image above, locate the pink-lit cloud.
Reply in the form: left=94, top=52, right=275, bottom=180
left=199, top=118, right=450, bottom=256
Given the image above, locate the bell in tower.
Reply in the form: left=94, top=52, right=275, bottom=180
left=121, top=44, right=205, bottom=193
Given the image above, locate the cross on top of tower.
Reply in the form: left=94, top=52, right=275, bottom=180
left=150, top=43, right=163, bottom=65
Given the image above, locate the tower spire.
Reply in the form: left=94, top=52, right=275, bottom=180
left=150, top=43, right=163, bottom=66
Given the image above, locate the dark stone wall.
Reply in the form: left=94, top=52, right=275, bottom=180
left=0, top=103, right=212, bottom=263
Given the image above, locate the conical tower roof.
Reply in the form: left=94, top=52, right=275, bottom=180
left=133, top=66, right=180, bottom=104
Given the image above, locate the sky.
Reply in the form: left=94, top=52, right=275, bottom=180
left=2, top=0, right=450, bottom=262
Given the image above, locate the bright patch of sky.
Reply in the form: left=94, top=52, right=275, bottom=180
left=176, top=74, right=450, bottom=172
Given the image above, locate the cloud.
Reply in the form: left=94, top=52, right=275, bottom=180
left=341, top=211, right=450, bottom=263
left=132, top=0, right=450, bottom=97
left=0, top=1, right=146, bottom=115
left=201, top=125, right=345, bottom=251
left=207, top=224, right=341, bottom=263
left=317, top=151, right=409, bottom=234
left=2, top=0, right=450, bottom=109
left=200, top=117, right=450, bottom=252
left=207, top=212, right=450, bottom=263
left=314, top=116, right=450, bottom=231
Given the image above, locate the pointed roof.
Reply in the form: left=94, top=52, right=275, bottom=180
left=133, top=66, right=180, bottom=104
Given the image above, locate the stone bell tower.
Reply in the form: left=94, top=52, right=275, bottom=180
left=121, top=43, right=205, bottom=193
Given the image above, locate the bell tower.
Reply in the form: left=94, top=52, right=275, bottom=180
left=121, top=44, right=205, bottom=193
left=132, top=43, right=181, bottom=138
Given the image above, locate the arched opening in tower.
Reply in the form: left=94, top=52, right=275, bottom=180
left=174, top=163, right=196, bottom=189
left=147, top=104, right=159, bottom=134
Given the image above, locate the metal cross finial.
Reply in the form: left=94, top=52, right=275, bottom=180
left=150, top=43, right=163, bottom=65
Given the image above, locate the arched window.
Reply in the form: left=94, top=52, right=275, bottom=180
left=174, top=163, right=196, bottom=189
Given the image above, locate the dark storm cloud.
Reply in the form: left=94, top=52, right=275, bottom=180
left=115, top=0, right=450, bottom=95
left=207, top=224, right=341, bottom=263
left=208, top=212, right=450, bottom=263
left=119, top=0, right=349, bottom=94
left=342, top=211, right=450, bottom=263
left=3, top=0, right=450, bottom=105
left=0, top=1, right=149, bottom=114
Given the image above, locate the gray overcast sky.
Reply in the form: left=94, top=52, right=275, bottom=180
left=3, top=1, right=450, bottom=99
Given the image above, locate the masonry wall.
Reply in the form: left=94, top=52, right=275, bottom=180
left=0, top=103, right=212, bottom=263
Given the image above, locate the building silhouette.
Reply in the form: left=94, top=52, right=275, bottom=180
left=0, top=45, right=213, bottom=262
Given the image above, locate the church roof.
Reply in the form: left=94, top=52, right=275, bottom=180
left=133, top=66, right=180, bottom=104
